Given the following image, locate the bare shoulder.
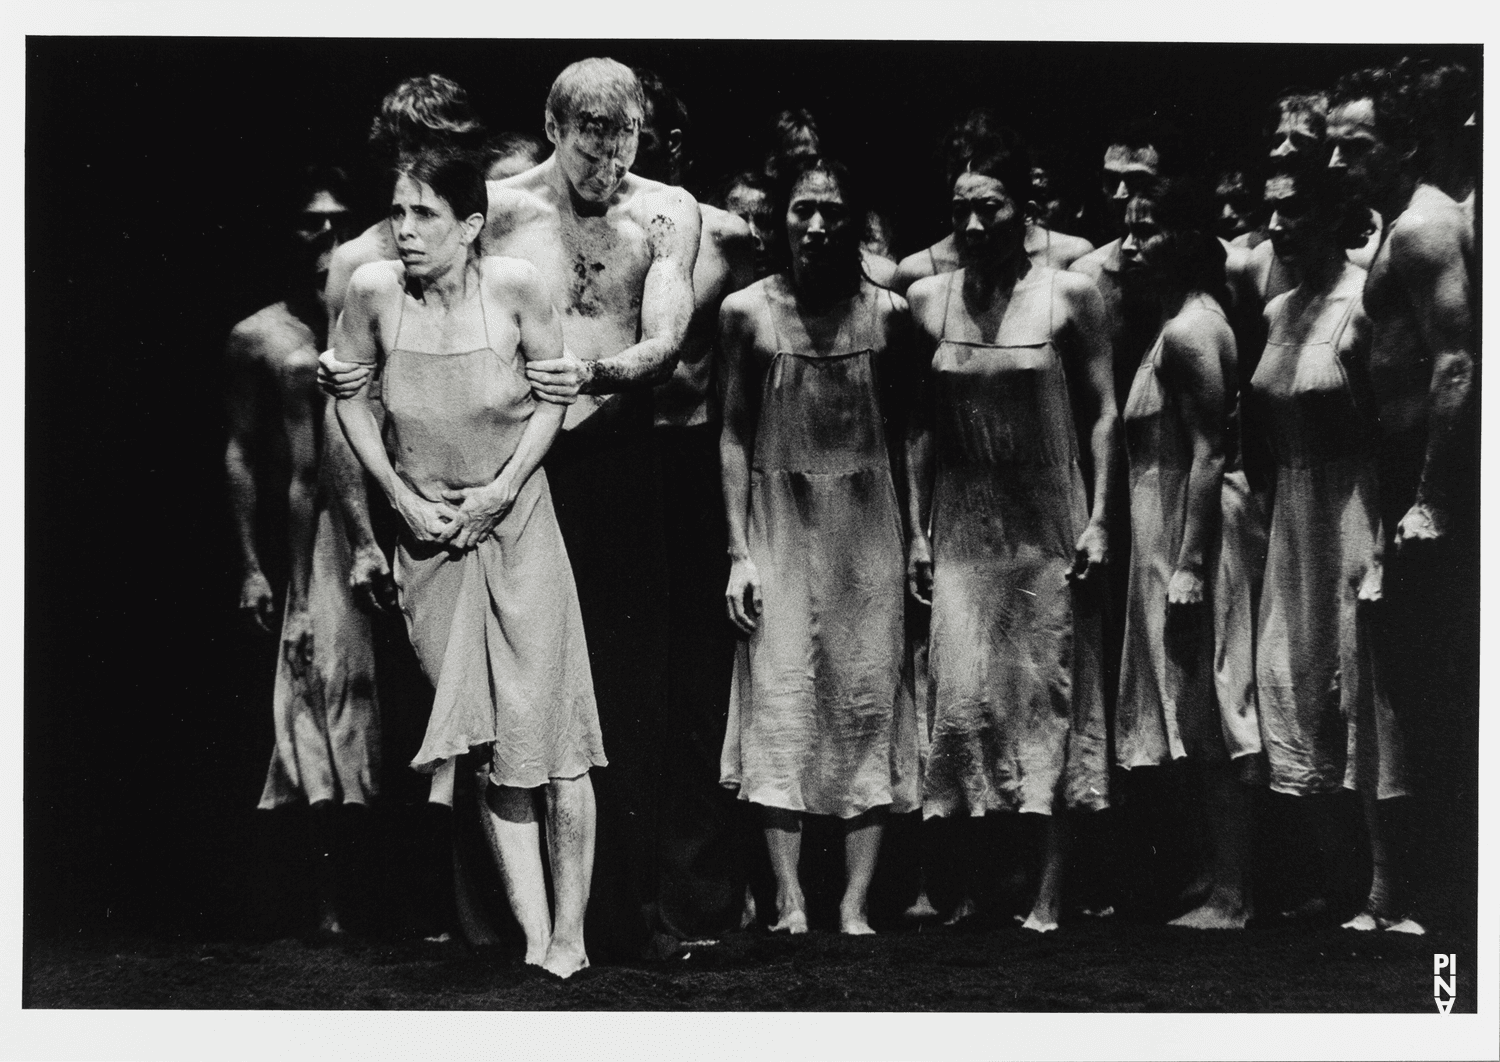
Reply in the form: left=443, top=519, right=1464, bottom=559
left=1163, top=301, right=1232, bottom=354
left=629, top=174, right=700, bottom=222
left=870, top=280, right=910, bottom=323
left=348, top=258, right=403, bottom=299
left=863, top=251, right=898, bottom=288
left=701, top=202, right=750, bottom=243
left=480, top=254, right=546, bottom=298
left=331, top=223, right=395, bottom=274
left=720, top=276, right=771, bottom=323
left=1051, top=265, right=1102, bottom=304
left=905, top=271, right=952, bottom=334
left=1390, top=187, right=1467, bottom=267
left=1068, top=239, right=1116, bottom=279
left=227, top=302, right=316, bottom=370
left=893, top=247, right=938, bottom=296
left=1046, top=229, right=1095, bottom=266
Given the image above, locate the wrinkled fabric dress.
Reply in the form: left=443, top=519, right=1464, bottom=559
left=381, top=281, right=604, bottom=804
left=259, top=489, right=381, bottom=808
left=1116, top=309, right=1263, bottom=769
left=1252, top=289, right=1407, bottom=799
left=922, top=271, right=1110, bottom=818
left=720, top=282, right=920, bottom=818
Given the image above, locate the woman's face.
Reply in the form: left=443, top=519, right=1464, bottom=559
left=389, top=174, right=478, bottom=279
left=785, top=169, right=855, bottom=272
left=1118, top=196, right=1163, bottom=283
left=951, top=171, right=1024, bottom=265
left=1264, top=174, right=1331, bottom=266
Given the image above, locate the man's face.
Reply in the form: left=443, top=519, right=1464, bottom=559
left=726, top=182, right=777, bottom=278
left=1327, top=98, right=1393, bottom=204
left=1102, top=144, right=1161, bottom=231
left=1270, top=109, right=1322, bottom=162
left=549, top=109, right=641, bottom=204
left=295, top=189, right=351, bottom=289
left=1215, top=174, right=1256, bottom=240
left=631, top=104, right=677, bottom=185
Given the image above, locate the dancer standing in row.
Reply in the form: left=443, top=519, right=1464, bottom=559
left=906, top=139, right=1116, bottom=932
left=719, top=157, right=921, bottom=934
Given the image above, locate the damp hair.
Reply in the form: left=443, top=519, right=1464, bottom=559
left=1131, top=176, right=1226, bottom=294
left=961, top=131, right=1035, bottom=212
left=392, top=146, right=489, bottom=257
left=634, top=66, right=691, bottom=145
left=1106, top=117, right=1188, bottom=178
left=769, top=155, right=866, bottom=274
left=941, top=106, right=1003, bottom=187
left=545, top=57, right=645, bottom=133
left=1329, top=65, right=1417, bottom=165
left=368, top=74, right=485, bottom=161
left=763, top=108, right=823, bottom=181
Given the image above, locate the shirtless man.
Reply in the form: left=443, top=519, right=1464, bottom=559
left=631, top=68, right=759, bottom=942
left=482, top=130, right=548, bottom=181
left=1327, top=65, right=1477, bottom=933
left=892, top=115, right=1094, bottom=298
left=225, top=165, right=375, bottom=937
left=325, top=58, right=701, bottom=961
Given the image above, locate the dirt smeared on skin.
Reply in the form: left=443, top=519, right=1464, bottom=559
left=648, top=213, right=676, bottom=258
left=569, top=255, right=607, bottom=317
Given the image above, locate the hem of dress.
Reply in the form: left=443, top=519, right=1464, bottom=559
left=727, top=784, right=905, bottom=820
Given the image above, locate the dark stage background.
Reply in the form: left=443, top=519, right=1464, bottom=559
left=25, top=38, right=1480, bottom=941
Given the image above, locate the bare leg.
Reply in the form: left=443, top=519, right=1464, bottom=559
left=904, top=868, right=940, bottom=921
left=308, top=800, right=343, bottom=936
left=739, top=885, right=758, bottom=929
left=1021, top=812, right=1066, bottom=933
left=453, top=764, right=502, bottom=947
left=1170, top=768, right=1253, bottom=929
left=763, top=808, right=807, bottom=934
left=540, top=773, right=595, bottom=978
left=1343, top=792, right=1424, bottom=934
left=840, top=809, right=886, bottom=935
left=482, top=784, right=550, bottom=965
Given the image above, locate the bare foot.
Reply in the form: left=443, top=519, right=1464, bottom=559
left=1176, top=872, right=1214, bottom=910
left=540, top=940, right=589, bottom=979
left=1080, top=905, right=1115, bottom=919
left=1169, top=892, right=1250, bottom=930
left=944, top=895, right=977, bottom=927
left=1382, top=916, right=1426, bottom=936
left=904, top=890, right=940, bottom=921
left=1341, top=911, right=1379, bottom=931
left=422, top=931, right=452, bottom=944
left=839, top=903, right=875, bottom=935
left=739, top=886, right=758, bottom=930
left=523, top=940, right=550, bottom=967
left=769, top=909, right=808, bottom=935
left=1020, top=911, right=1058, bottom=934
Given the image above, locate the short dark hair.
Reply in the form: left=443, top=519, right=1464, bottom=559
left=392, top=146, right=488, bottom=256
left=1399, top=56, right=1477, bottom=180
left=1267, top=169, right=1377, bottom=252
left=283, top=163, right=352, bottom=223
left=1107, top=118, right=1187, bottom=178
left=1266, top=87, right=1328, bottom=143
left=716, top=170, right=771, bottom=211
left=369, top=74, right=485, bottom=160
left=942, top=106, right=1003, bottom=187
left=962, top=130, right=1035, bottom=209
left=764, top=108, right=822, bottom=181
left=634, top=66, right=690, bottom=144
left=1329, top=65, right=1416, bottom=162
left=1132, top=176, right=1226, bottom=293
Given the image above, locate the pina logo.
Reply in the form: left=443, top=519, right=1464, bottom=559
left=1433, top=953, right=1457, bottom=1014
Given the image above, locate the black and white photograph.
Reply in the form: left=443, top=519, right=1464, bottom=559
left=11, top=3, right=1495, bottom=1058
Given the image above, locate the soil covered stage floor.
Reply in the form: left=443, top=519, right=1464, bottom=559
left=23, top=918, right=1473, bottom=1013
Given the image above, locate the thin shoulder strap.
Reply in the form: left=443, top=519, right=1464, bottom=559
left=866, top=281, right=881, bottom=350
left=392, top=269, right=410, bottom=349
left=764, top=280, right=784, bottom=353
left=939, top=271, right=955, bottom=341
left=1329, top=290, right=1360, bottom=354
left=476, top=262, right=492, bottom=348
left=928, top=246, right=939, bottom=275
left=1048, top=266, right=1057, bottom=339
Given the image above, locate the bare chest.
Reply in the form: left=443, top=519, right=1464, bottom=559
left=490, top=210, right=651, bottom=329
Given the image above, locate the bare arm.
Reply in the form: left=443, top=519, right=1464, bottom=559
left=903, top=285, right=940, bottom=606
left=583, top=188, right=701, bottom=393
left=1157, top=316, right=1227, bottom=605
left=223, top=326, right=275, bottom=631
left=1394, top=212, right=1477, bottom=544
left=719, top=294, right=763, bottom=633
left=333, top=267, right=460, bottom=545
left=1057, top=274, right=1120, bottom=581
left=444, top=265, right=568, bottom=551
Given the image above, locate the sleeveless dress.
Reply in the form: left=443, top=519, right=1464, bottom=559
left=258, top=474, right=381, bottom=809
left=922, top=270, right=1110, bottom=817
left=380, top=266, right=604, bottom=803
left=1115, top=305, right=1262, bottom=768
left=1251, top=288, right=1407, bottom=799
left=719, top=279, right=920, bottom=818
